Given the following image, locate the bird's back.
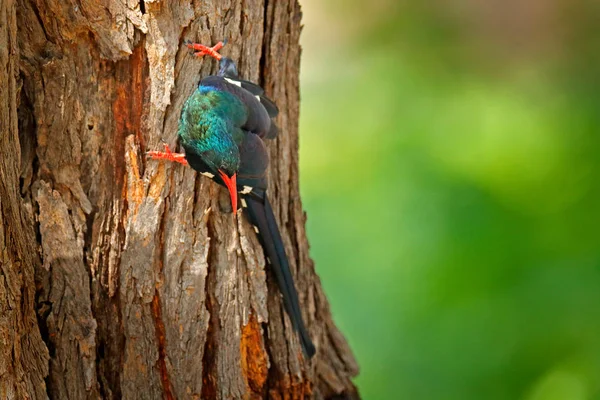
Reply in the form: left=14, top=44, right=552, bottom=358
left=178, top=86, right=247, bottom=147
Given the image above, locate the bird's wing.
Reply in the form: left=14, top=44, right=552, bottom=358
left=237, top=132, right=270, bottom=190
left=200, top=76, right=279, bottom=139
left=234, top=79, right=279, bottom=118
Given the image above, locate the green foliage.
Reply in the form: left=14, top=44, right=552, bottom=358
left=299, top=2, right=600, bottom=398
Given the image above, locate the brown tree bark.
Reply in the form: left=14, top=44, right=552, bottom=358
left=0, top=0, right=358, bottom=399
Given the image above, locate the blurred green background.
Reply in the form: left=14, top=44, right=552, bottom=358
left=298, top=1, right=600, bottom=399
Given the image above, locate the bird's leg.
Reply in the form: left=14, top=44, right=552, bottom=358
left=146, top=143, right=188, bottom=165
left=185, top=40, right=226, bottom=61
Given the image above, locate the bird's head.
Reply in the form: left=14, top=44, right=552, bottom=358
left=202, top=143, right=240, bottom=216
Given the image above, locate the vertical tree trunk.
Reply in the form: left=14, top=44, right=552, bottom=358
left=1, top=0, right=358, bottom=398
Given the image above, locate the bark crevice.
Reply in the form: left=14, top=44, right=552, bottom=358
left=201, top=214, right=218, bottom=400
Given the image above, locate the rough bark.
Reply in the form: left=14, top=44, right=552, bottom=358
left=0, top=1, right=50, bottom=398
left=0, top=0, right=358, bottom=399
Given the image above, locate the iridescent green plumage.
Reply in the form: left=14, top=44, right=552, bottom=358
left=177, top=86, right=247, bottom=175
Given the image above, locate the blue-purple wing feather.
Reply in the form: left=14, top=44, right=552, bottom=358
left=200, top=76, right=278, bottom=139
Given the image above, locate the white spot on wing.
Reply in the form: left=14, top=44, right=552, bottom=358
left=255, top=95, right=261, bottom=102
left=240, top=186, right=253, bottom=194
left=201, top=172, right=214, bottom=178
left=241, top=198, right=247, bottom=208
left=224, top=78, right=242, bottom=87
left=253, top=225, right=259, bottom=234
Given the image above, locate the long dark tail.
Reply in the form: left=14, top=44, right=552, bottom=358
left=243, top=191, right=316, bottom=358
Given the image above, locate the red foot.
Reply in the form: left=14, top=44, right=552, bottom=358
left=186, top=40, right=226, bottom=61
left=146, top=143, right=188, bottom=166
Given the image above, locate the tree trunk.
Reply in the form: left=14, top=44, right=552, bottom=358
left=0, top=0, right=358, bottom=399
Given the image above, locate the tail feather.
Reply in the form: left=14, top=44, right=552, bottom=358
left=243, top=193, right=316, bottom=358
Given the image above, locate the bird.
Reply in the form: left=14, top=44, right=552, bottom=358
left=147, top=40, right=316, bottom=358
